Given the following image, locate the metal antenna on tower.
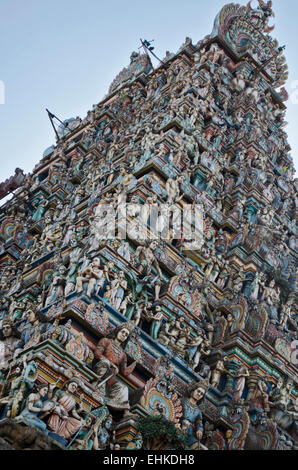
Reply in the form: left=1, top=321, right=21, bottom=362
left=46, top=108, right=69, bottom=141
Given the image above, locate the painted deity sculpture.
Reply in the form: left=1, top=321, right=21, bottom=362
left=76, top=257, right=105, bottom=298
left=18, top=382, right=55, bottom=434
left=94, top=322, right=137, bottom=416
left=46, top=378, right=85, bottom=440
left=0, top=319, right=20, bottom=364
left=181, top=380, right=210, bottom=450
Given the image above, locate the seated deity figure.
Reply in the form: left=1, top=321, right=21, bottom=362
left=181, top=380, right=210, bottom=450
left=268, top=377, right=284, bottom=409
left=18, top=382, right=55, bottom=434
left=171, top=325, right=192, bottom=357
left=15, top=309, right=54, bottom=355
left=94, top=322, right=137, bottom=416
left=167, top=317, right=187, bottom=346
left=40, top=221, right=63, bottom=253
left=76, top=257, right=105, bottom=298
left=69, top=414, right=97, bottom=451
left=262, top=279, right=280, bottom=323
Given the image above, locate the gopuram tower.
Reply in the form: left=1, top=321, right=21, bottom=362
left=0, top=0, right=297, bottom=451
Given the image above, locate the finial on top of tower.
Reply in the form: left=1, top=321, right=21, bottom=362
left=211, top=1, right=287, bottom=87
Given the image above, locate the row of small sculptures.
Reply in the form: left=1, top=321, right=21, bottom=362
left=1, top=249, right=297, bottom=376
left=0, top=318, right=210, bottom=449
left=1, top=316, right=297, bottom=417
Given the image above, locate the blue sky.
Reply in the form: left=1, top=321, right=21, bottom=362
left=0, top=0, right=297, bottom=182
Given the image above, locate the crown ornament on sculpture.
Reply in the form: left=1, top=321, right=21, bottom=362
left=211, top=1, right=288, bottom=88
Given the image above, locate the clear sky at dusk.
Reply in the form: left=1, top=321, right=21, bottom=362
left=0, top=0, right=297, bottom=183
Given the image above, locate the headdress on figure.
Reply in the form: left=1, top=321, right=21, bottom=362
left=62, top=377, right=82, bottom=390
left=109, top=321, right=136, bottom=339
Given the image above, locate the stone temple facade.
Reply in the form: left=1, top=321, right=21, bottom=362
left=0, top=0, right=297, bottom=451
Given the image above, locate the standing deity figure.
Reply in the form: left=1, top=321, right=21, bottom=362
left=234, top=366, right=250, bottom=402
left=15, top=309, right=54, bottom=355
left=149, top=304, right=164, bottom=340
left=94, top=322, right=137, bottom=416
left=245, top=81, right=260, bottom=103
left=134, top=241, right=163, bottom=301
left=130, top=301, right=152, bottom=327
left=279, top=299, right=294, bottom=330
left=0, top=319, right=20, bottom=364
left=117, top=241, right=131, bottom=262
left=110, top=271, right=128, bottom=311
left=119, top=293, right=135, bottom=318
left=276, top=379, right=294, bottom=412
left=263, top=279, right=280, bottom=322
left=62, top=225, right=76, bottom=246
left=165, top=176, right=181, bottom=204
left=76, top=257, right=105, bottom=298
left=211, top=356, right=229, bottom=389
left=181, top=380, right=209, bottom=450
left=249, top=380, right=270, bottom=415
left=1, top=358, right=38, bottom=418
left=185, top=330, right=205, bottom=370
left=32, top=198, right=48, bottom=222
left=65, top=238, right=83, bottom=296
left=250, top=272, right=265, bottom=300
